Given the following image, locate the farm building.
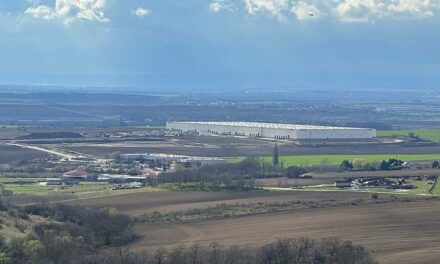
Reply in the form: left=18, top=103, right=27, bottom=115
left=63, top=169, right=89, bottom=180
left=166, top=121, right=376, bottom=140
left=335, top=179, right=352, bottom=188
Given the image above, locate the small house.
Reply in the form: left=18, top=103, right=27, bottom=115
left=335, top=179, right=352, bottom=188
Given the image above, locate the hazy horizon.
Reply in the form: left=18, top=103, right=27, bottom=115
left=1, top=0, right=440, bottom=91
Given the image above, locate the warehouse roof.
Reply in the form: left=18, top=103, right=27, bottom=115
left=168, top=121, right=370, bottom=130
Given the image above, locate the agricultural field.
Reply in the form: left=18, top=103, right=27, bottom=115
left=2, top=182, right=113, bottom=196
left=232, top=154, right=440, bottom=167
left=377, top=129, right=440, bottom=142
left=0, top=144, right=49, bottom=163
left=129, top=200, right=440, bottom=264
left=66, top=190, right=374, bottom=216
left=1, top=181, right=163, bottom=204
left=59, top=135, right=440, bottom=158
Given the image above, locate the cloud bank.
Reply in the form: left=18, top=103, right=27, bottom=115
left=25, top=0, right=109, bottom=24
left=211, top=0, right=440, bottom=22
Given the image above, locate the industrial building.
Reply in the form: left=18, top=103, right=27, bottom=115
left=166, top=121, right=376, bottom=140
left=120, top=153, right=227, bottom=166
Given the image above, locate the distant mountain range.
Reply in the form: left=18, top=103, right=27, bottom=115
left=1, top=71, right=439, bottom=93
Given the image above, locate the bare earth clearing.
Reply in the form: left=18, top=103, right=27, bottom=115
left=0, top=144, right=49, bottom=163
left=59, top=135, right=440, bottom=157
left=67, top=190, right=372, bottom=216
left=130, top=201, right=440, bottom=264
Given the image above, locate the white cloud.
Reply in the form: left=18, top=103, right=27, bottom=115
left=218, top=0, right=440, bottom=22
left=291, top=1, right=323, bottom=20
left=243, top=0, right=290, bottom=20
left=25, top=0, right=109, bottom=24
left=333, top=0, right=386, bottom=22
left=209, top=0, right=236, bottom=13
left=333, top=0, right=440, bottom=22
left=387, top=0, right=436, bottom=18
left=25, top=5, right=58, bottom=20
left=132, top=7, right=150, bottom=18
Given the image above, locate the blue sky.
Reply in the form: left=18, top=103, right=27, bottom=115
left=0, top=0, right=439, bottom=91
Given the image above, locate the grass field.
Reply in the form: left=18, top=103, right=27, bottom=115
left=231, top=154, right=440, bottom=167
left=2, top=182, right=113, bottom=196
left=377, top=129, right=440, bottom=142
left=1, top=182, right=161, bottom=199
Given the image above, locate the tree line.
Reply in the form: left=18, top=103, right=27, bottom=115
left=83, top=238, right=375, bottom=264
left=154, top=157, right=308, bottom=190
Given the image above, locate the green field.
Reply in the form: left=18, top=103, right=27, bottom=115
left=377, top=129, right=440, bottom=142
left=231, top=154, right=440, bottom=167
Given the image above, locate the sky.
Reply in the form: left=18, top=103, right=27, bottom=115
left=0, top=0, right=439, bottom=91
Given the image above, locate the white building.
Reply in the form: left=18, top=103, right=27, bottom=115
left=166, top=121, right=376, bottom=140
left=120, top=153, right=227, bottom=165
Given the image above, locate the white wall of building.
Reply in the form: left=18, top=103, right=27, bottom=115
left=166, top=121, right=376, bottom=139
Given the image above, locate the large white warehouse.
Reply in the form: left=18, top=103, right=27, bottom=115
left=166, top=121, right=376, bottom=140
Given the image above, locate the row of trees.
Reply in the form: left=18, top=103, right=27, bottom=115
left=156, top=157, right=309, bottom=190
left=340, top=158, right=405, bottom=172
left=156, top=158, right=263, bottom=190
left=75, top=237, right=375, bottom=264
left=1, top=237, right=375, bottom=264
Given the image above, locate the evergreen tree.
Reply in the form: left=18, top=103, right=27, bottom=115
left=340, top=160, right=353, bottom=171
left=272, top=143, right=279, bottom=166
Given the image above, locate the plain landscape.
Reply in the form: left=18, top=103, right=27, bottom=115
left=2, top=2, right=440, bottom=263
left=0, top=89, right=439, bottom=263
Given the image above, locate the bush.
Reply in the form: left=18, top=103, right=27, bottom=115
left=284, top=166, right=308, bottom=178
left=24, top=204, right=135, bottom=246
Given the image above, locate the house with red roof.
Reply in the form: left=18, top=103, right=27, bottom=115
left=63, top=169, right=88, bottom=180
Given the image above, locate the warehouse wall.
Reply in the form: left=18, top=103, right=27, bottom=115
left=166, top=122, right=376, bottom=139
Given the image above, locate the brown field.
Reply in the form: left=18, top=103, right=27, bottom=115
left=0, top=144, right=49, bottom=163
left=67, top=190, right=373, bottom=216
left=65, top=189, right=440, bottom=263
left=6, top=193, right=77, bottom=206
left=130, top=201, right=440, bottom=264
left=59, top=135, right=440, bottom=158
left=256, top=177, right=337, bottom=187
